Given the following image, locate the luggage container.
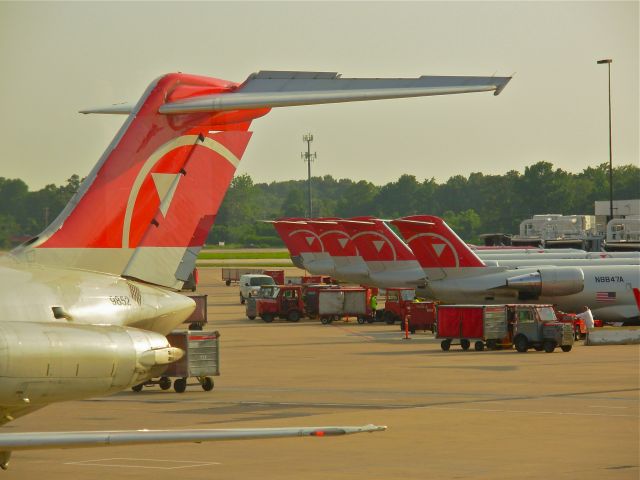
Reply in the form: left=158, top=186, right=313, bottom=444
left=132, top=330, right=220, bottom=393
left=405, top=301, right=437, bottom=333
left=437, top=305, right=493, bottom=351
left=182, top=293, right=207, bottom=330
left=318, top=287, right=373, bottom=324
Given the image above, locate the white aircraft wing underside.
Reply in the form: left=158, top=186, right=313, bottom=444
left=0, top=424, right=385, bottom=469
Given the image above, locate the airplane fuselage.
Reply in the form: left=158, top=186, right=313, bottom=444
left=0, top=255, right=194, bottom=423
left=420, top=265, right=640, bottom=322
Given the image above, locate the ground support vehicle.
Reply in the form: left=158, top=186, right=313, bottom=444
left=262, top=269, right=285, bottom=285
left=512, top=306, right=574, bottom=353
left=436, top=304, right=574, bottom=353
left=222, top=268, right=262, bottom=286
left=380, top=288, right=416, bottom=325
left=254, top=285, right=306, bottom=323
left=405, top=302, right=437, bottom=333
left=318, top=287, right=373, bottom=324
left=239, top=274, right=276, bottom=304
left=301, top=284, right=340, bottom=317
left=182, top=293, right=207, bottom=330
left=247, top=284, right=338, bottom=321
left=555, top=309, right=603, bottom=340
left=132, top=330, right=220, bottom=393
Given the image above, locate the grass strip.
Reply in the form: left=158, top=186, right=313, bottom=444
left=196, top=262, right=293, bottom=268
left=198, top=252, right=291, bottom=260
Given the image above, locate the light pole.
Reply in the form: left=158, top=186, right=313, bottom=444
left=597, top=58, right=613, bottom=221
left=301, top=133, right=316, bottom=218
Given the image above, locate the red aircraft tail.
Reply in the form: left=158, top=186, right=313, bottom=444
left=306, top=219, right=358, bottom=257
left=339, top=218, right=416, bottom=262
left=272, top=218, right=324, bottom=269
left=391, top=215, right=486, bottom=269
left=14, top=73, right=259, bottom=289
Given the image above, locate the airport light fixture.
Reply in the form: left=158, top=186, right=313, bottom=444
left=596, top=58, right=613, bottom=221
left=301, top=133, right=317, bottom=218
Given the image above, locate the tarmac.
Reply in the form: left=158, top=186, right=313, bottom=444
left=5, top=267, right=639, bottom=479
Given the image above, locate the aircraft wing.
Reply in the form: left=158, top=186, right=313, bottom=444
left=0, top=424, right=385, bottom=469
left=82, top=70, right=512, bottom=114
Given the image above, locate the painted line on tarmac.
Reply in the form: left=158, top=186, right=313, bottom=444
left=238, top=400, right=638, bottom=418
left=65, top=457, right=221, bottom=469
left=589, top=405, right=629, bottom=409
left=419, top=405, right=637, bottom=418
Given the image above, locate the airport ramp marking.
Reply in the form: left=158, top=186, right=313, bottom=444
left=65, top=457, right=221, bottom=470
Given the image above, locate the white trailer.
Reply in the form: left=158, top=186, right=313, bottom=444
left=318, top=288, right=370, bottom=324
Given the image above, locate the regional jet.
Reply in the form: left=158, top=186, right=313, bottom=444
left=392, top=215, right=640, bottom=323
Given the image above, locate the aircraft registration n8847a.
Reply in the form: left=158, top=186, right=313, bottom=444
left=0, top=70, right=511, bottom=468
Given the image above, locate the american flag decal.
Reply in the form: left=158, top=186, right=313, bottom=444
left=596, top=291, right=616, bottom=302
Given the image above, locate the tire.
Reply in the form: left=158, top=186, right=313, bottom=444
left=410, top=329, right=416, bottom=334
left=514, top=335, right=528, bottom=353
left=460, top=339, right=471, bottom=351
left=159, top=377, right=171, bottom=391
left=367, top=317, right=375, bottom=324
left=474, top=341, right=484, bottom=351
left=248, top=315, right=256, bottom=320
left=225, top=280, right=231, bottom=286
left=320, top=316, right=329, bottom=325
left=262, top=314, right=274, bottom=323
left=357, top=316, right=366, bottom=324
left=440, top=339, right=451, bottom=351
left=287, top=310, right=300, bottom=322
left=543, top=340, right=556, bottom=353
left=131, top=383, right=143, bottom=392
left=201, top=377, right=214, bottom=391
left=240, top=294, right=245, bottom=305
left=561, top=345, right=572, bottom=352
left=486, top=339, right=497, bottom=350
left=174, top=378, right=187, bottom=393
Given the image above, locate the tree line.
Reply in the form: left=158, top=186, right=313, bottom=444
left=0, top=162, right=638, bottom=249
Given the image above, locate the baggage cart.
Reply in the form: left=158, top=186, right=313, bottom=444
left=182, top=294, right=207, bottom=330
left=221, top=267, right=262, bottom=286
left=405, top=301, right=437, bottom=333
left=437, top=305, right=509, bottom=351
left=132, top=330, right=220, bottom=393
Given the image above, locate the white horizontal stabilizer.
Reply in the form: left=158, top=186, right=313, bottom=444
left=81, top=70, right=511, bottom=115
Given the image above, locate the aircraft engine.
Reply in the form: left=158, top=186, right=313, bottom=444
left=506, top=266, right=585, bottom=297
left=0, top=322, right=183, bottom=408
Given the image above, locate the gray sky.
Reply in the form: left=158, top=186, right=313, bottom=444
left=0, top=1, right=637, bottom=190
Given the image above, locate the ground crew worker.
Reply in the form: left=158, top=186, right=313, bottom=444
left=370, top=293, right=377, bottom=315
left=576, top=306, right=595, bottom=329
